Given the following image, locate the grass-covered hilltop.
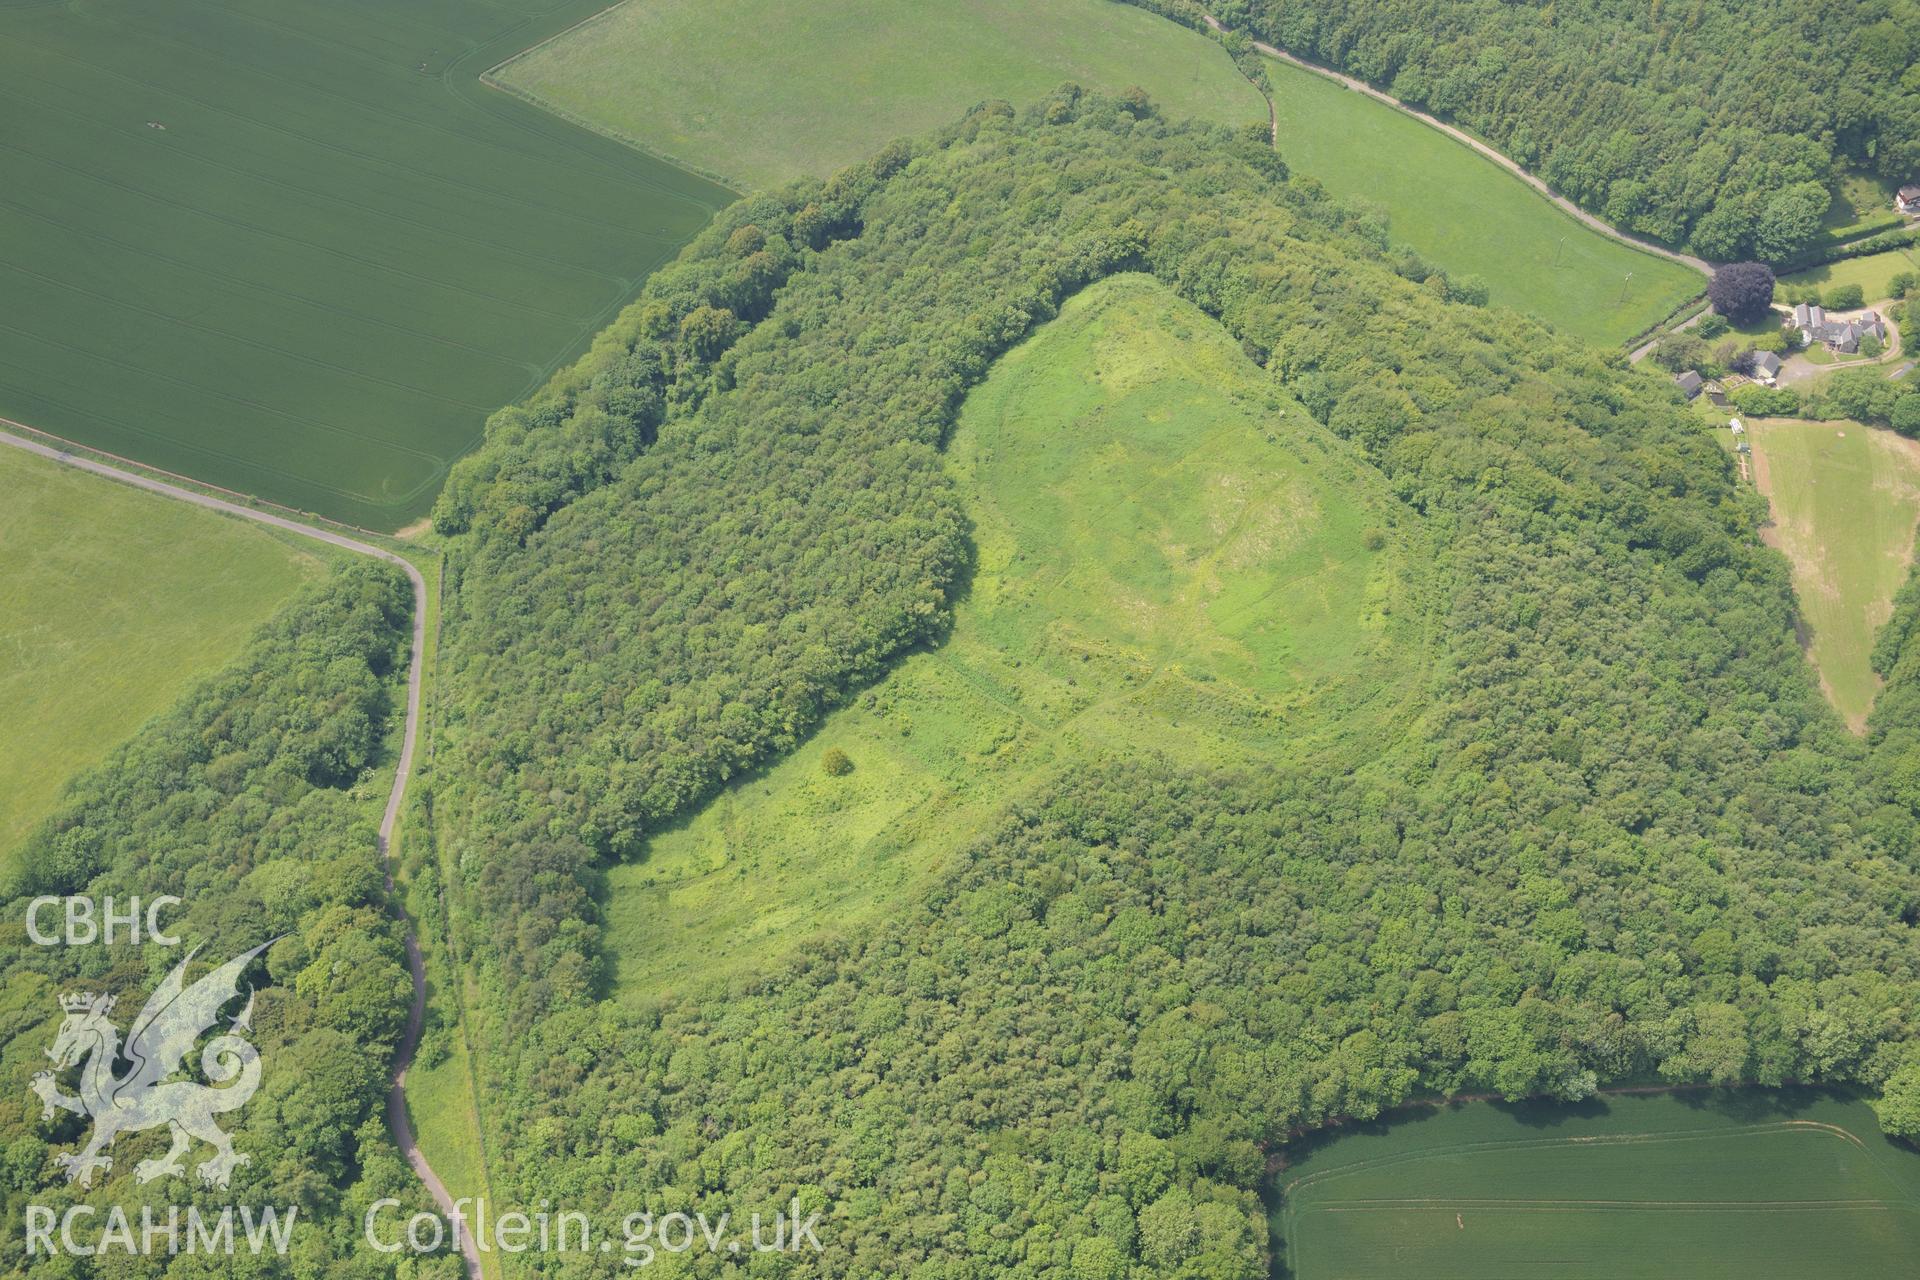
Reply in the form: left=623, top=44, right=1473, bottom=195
left=13, top=0, right=1920, bottom=1256
left=407, top=92, right=1920, bottom=1276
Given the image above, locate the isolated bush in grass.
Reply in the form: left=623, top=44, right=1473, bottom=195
left=1828, top=283, right=1867, bottom=309
left=821, top=747, right=853, bottom=776
left=1709, top=261, right=1776, bottom=324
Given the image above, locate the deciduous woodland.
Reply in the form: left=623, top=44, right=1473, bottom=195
left=1169, top=0, right=1920, bottom=261
left=9, top=86, right=1920, bottom=1280
left=418, top=94, right=1920, bottom=1276
left=0, top=567, right=432, bottom=1274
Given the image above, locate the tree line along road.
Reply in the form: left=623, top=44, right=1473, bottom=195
left=0, top=424, right=484, bottom=1280
left=1200, top=12, right=1716, bottom=281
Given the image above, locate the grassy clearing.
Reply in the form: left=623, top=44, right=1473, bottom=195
left=1822, top=171, right=1904, bottom=239
left=1273, top=1089, right=1920, bottom=1279
left=1263, top=58, right=1701, bottom=347
left=0, top=0, right=732, bottom=528
left=604, top=274, right=1420, bottom=1000
left=1783, top=247, right=1920, bottom=302
left=0, top=446, right=323, bottom=871
left=1749, top=419, right=1920, bottom=730
left=492, top=0, right=1265, bottom=191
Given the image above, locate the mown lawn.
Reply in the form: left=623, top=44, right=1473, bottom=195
left=1274, top=1090, right=1920, bottom=1279
left=0, top=446, right=323, bottom=873
left=1783, top=247, right=1920, bottom=302
left=602, top=274, right=1422, bottom=1000
left=492, top=0, right=1265, bottom=191
left=0, top=0, right=731, bottom=528
left=1263, top=57, right=1702, bottom=346
left=1749, top=419, right=1920, bottom=730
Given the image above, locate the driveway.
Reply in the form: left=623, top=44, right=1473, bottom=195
left=1777, top=300, right=1904, bottom=387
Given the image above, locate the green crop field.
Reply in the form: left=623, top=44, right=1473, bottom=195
left=604, top=274, right=1422, bottom=999
left=1783, top=247, right=1920, bottom=303
left=0, top=0, right=732, bottom=530
left=491, top=0, right=1265, bottom=192
left=1749, top=419, right=1920, bottom=730
left=0, top=446, right=324, bottom=873
left=1263, top=58, right=1703, bottom=347
left=1273, top=1089, right=1920, bottom=1279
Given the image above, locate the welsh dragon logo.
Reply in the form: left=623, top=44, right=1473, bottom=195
left=30, top=941, right=272, bottom=1189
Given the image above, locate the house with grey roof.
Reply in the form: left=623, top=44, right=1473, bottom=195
left=1751, top=350, right=1782, bottom=383
left=1789, top=302, right=1824, bottom=338
left=1673, top=370, right=1703, bottom=399
left=1792, top=305, right=1887, bottom=355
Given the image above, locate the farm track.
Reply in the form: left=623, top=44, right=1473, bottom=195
left=1201, top=14, right=1714, bottom=280
left=0, top=425, right=483, bottom=1280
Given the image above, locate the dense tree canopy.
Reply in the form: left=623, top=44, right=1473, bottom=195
left=0, top=565, right=449, bottom=1279
left=10, top=78, right=1920, bottom=1280
left=1162, top=0, right=1920, bottom=261
left=419, top=93, right=1920, bottom=1279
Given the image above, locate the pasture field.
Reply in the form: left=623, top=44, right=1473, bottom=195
left=0, top=0, right=732, bottom=529
left=1263, top=58, right=1702, bottom=347
left=1749, top=419, right=1920, bottom=730
left=0, top=446, right=324, bottom=873
left=490, top=0, right=1265, bottom=191
left=1272, top=1089, right=1920, bottom=1279
left=1783, top=247, right=1920, bottom=302
left=604, top=274, right=1422, bottom=999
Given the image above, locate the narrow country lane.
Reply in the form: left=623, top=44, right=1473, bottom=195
left=1202, top=14, right=1714, bottom=279
left=0, top=424, right=484, bottom=1280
